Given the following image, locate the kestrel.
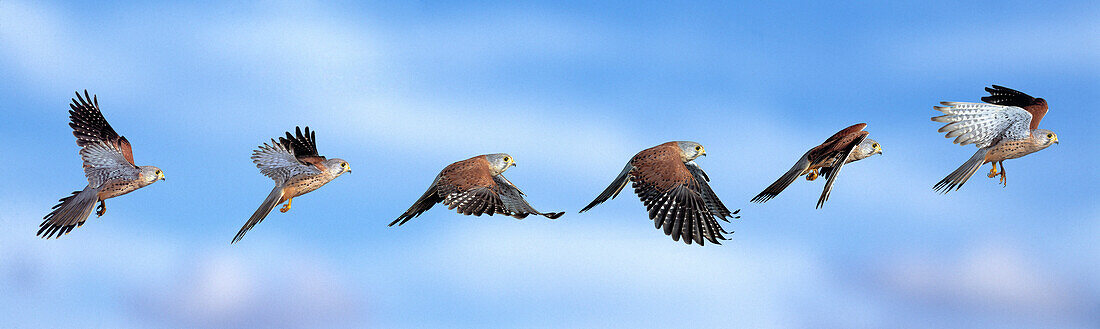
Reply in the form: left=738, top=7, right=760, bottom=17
left=751, top=123, right=882, bottom=208
left=932, top=85, right=1058, bottom=193
left=390, top=154, right=564, bottom=226
left=580, top=142, right=740, bottom=246
left=233, top=127, right=350, bottom=243
left=39, top=91, right=165, bottom=239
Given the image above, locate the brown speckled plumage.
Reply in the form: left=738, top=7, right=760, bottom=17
left=391, top=154, right=564, bottom=226
left=580, top=141, right=739, bottom=246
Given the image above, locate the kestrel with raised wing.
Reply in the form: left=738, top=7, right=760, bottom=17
left=932, top=85, right=1058, bottom=193
left=580, top=142, right=739, bottom=246
left=391, top=154, right=564, bottom=226
left=39, top=91, right=165, bottom=239
left=751, top=123, right=882, bottom=208
left=233, top=127, right=350, bottom=243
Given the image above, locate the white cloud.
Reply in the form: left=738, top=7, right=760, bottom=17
left=875, top=238, right=1088, bottom=321
left=0, top=200, right=364, bottom=328
left=0, top=0, right=144, bottom=99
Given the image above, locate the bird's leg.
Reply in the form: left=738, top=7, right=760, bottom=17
left=998, top=161, right=1007, bottom=187
left=806, top=168, right=820, bottom=181
left=280, top=198, right=293, bottom=213
left=95, top=200, right=106, bottom=217
left=986, top=162, right=1000, bottom=178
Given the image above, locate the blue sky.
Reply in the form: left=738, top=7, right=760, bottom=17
left=0, top=0, right=1097, bottom=328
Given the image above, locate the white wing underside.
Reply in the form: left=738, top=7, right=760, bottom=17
left=251, top=140, right=320, bottom=184
left=932, top=102, right=1031, bottom=148
left=81, top=142, right=139, bottom=187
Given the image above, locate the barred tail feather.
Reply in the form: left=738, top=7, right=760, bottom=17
left=751, top=154, right=811, bottom=203
left=39, top=186, right=99, bottom=239
left=233, top=186, right=285, bottom=243
left=934, top=148, right=989, bottom=194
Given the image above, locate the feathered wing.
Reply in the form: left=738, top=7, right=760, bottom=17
left=817, top=133, right=868, bottom=208
left=982, top=85, right=1047, bottom=130
left=68, top=90, right=135, bottom=166
left=391, top=156, right=562, bottom=226
left=579, top=162, right=633, bottom=212
left=81, top=143, right=140, bottom=187
left=280, top=126, right=328, bottom=170
left=931, top=102, right=1031, bottom=147
left=630, top=146, right=734, bottom=246
left=251, top=139, right=320, bottom=183
left=492, top=175, right=565, bottom=219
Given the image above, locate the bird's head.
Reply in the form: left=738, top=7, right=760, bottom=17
left=852, top=138, right=883, bottom=161
left=1033, top=129, right=1059, bottom=146
left=675, top=141, right=706, bottom=162
left=326, top=158, right=352, bottom=175
left=139, top=166, right=165, bottom=185
left=486, top=153, right=516, bottom=175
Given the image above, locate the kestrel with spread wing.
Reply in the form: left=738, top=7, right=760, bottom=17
left=751, top=123, right=882, bottom=208
left=391, top=154, right=563, bottom=226
left=39, top=91, right=165, bottom=239
left=233, top=127, right=350, bottom=243
left=932, top=85, right=1058, bottom=193
left=580, top=142, right=740, bottom=246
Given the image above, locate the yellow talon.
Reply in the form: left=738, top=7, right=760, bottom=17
left=280, top=198, right=293, bottom=213
left=806, top=168, right=819, bottom=181
left=986, top=162, right=1000, bottom=178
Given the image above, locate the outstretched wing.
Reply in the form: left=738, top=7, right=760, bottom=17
left=982, top=85, right=1047, bottom=130
left=251, top=138, right=320, bottom=184
left=280, top=126, right=328, bottom=170
left=931, top=102, right=1031, bottom=148
left=816, top=132, right=868, bottom=208
left=630, top=144, right=735, bottom=246
left=491, top=175, right=565, bottom=219
left=391, top=156, right=563, bottom=226
left=69, top=90, right=136, bottom=167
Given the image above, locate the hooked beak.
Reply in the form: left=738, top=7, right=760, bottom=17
left=1053, top=136, right=1059, bottom=144
left=511, top=162, right=517, bottom=167
left=159, top=174, right=166, bottom=181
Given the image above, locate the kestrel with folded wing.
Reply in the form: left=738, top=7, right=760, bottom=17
left=233, top=127, right=350, bottom=243
left=932, top=85, right=1058, bottom=193
left=580, top=141, right=739, bottom=246
left=39, top=91, right=165, bottom=239
left=391, top=153, right=564, bottom=226
left=751, top=123, right=882, bottom=208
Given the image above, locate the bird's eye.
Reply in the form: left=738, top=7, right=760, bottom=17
left=695, top=146, right=701, bottom=151
left=503, top=157, right=510, bottom=162
left=1047, top=133, right=1053, bottom=138
left=155, top=170, right=161, bottom=175
left=872, top=143, right=878, bottom=148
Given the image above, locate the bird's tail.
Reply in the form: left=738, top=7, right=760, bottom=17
left=751, top=154, right=811, bottom=203
left=233, top=186, right=285, bottom=243
left=934, top=148, right=989, bottom=194
left=39, top=186, right=100, bottom=239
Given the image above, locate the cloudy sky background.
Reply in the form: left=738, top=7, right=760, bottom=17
left=1, top=0, right=1098, bottom=328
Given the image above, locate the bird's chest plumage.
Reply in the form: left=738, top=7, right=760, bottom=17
left=987, top=139, right=1041, bottom=161
left=284, top=172, right=335, bottom=197
left=97, top=178, right=145, bottom=200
